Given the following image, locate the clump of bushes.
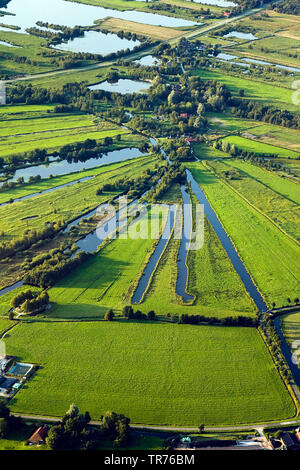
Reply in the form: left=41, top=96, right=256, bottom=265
left=11, top=289, right=49, bottom=315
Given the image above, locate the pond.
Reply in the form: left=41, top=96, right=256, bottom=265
left=3, top=147, right=144, bottom=183
left=89, top=78, right=151, bottom=94
left=0, top=0, right=198, bottom=34
left=215, top=52, right=238, bottom=61
left=224, top=31, right=257, bottom=41
left=135, top=55, right=159, bottom=67
left=53, top=30, right=140, bottom=55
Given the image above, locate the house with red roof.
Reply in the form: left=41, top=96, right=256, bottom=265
left=29, top=425, right=49, bottom=445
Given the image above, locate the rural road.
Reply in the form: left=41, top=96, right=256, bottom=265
left=5, top=1, right=281, bottom=84
left=13, top=412, right=300, bottom=435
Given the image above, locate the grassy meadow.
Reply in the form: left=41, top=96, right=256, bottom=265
left=0, top=119, right=127, bottom=158
left=0, top=136, right=146, bottom=205
left=221, top=159, right=300, bottom=206
left=243, top=124, right=300, bottom=153
left=6, top=321, right=295, bottom=426
left=208, top=159, right=300, bottom=242
left=0, top=155, right=159, bottom=240
left=193, top=69, right=298, bottom=113
left=46, top=206, right=168, bottom=319
left=142, top=212, right=256, bottom=318
left=187, top=161, right=300, bottom=308
left=222, top=135, right=299, bottom=159
left=98, top=17, right=184, bottom=40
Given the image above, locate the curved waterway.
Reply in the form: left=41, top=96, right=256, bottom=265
left=0, top=280, right=23, bottom=297
left=0, top=175, right=93, bottom=208
left=132, top=205, right=176, bottom=304
left=176, top=186, right=194, bottom=302
left=274, top=316, right=300, bottom=388
left=186, top=169, right=268, bottom=313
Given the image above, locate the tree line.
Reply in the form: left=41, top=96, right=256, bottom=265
left=23, top=250, right=92, bottom=288
left=46, top=404, right=130, bottom=450
left=106, top=305, right=258, bottom=327
left=0, top=222, right=65, bottom=261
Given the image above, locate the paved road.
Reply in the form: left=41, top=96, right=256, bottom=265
left=5, top=2, right=281, bottom=84
left=13, top=412, right=300, bottom=434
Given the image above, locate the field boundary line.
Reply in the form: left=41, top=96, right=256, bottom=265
left=192, top=161, right=268, bottom=310
left=204, top=161, right=300, bottom=248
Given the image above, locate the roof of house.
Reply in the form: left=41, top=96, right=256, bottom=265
left=29, top=425, right=49, bottom=443
left=281, top=433, right=300, bottom=449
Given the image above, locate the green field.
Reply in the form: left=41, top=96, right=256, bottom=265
left=193, top=69, right=298, bottom=113
left=46, top=206, right=168, bottom=319
left=0, top=30, right=65, bottom=76
left=0, top=318, right=14, bottom=335
left=141, top=206, right=256, bottom=317
left=207, top=113, right=259, bottom=134
left=6, top=321, right=295, bottom=426
left=0, top=140, right=146, bottom=205
left=242, top=124, right=300, bottom=153
left=208, top=159, right=300, bottom=242
left=221, top=159, right=300, bottom=206
left=192, top=143, right=231, bottom=160
left=0, top=104, right=56, bottom=116
left=222, top=136, right=299, bottom=159
left=187, top=162, right=300, bottom=308
left=0, top=155, right=159, bottom=240
left=234, top=36, right=300, bottom=68
left=0, top=114, right=96, bottom=137
left=0, top=121, right=127, bottom=158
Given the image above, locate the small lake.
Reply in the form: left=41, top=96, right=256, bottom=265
left=135, top=55, right=159, bottom=67
left=0, top=0, right=197, bottom=34
left=53, top=30, right=140, bottom=55
left=215, top=52, right=238, bottom=61
left=3, top=147, right=144, bottom=183
left=89, top=78, right=151, bottom=94
left=224, top=31, right=257, bottom=41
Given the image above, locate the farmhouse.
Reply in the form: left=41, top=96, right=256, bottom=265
left=0, top=356, right=14, bottom=373
left=0, top=376, right=19, bottom=395
left=281, top=432, right=300, bottom=450
left=29, top=425, right=49, bottom=445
